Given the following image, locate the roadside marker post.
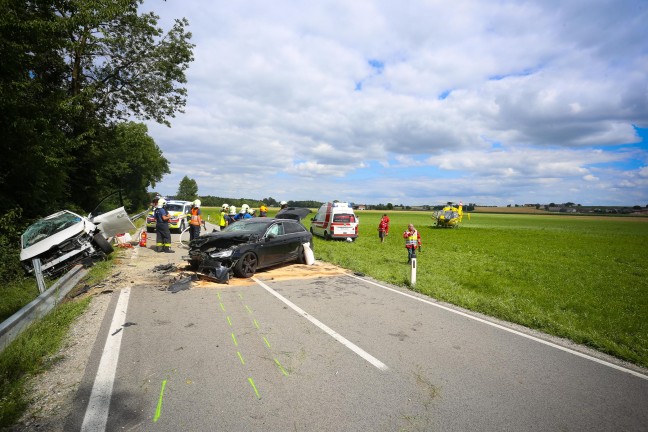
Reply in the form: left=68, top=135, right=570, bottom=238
left=409, top=253, right=417, bottom=286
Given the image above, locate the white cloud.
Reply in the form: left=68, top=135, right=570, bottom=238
left=143, top=0, right=648, bottom=206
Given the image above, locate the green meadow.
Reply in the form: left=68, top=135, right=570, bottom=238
left=201, top=208, right=648, bottom=367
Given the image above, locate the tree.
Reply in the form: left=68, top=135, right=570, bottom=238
left=387, top=203, right=393, bottom=210
left=97, top=122, right=170, bottom=212
left=0, top=0, right=194, bottom=218
left=177, top=176, right=198, bottom=201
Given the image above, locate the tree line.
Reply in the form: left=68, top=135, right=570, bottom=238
left=0, top=0, right=194, bottom=282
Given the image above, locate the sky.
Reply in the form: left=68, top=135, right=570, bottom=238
left=143, top=0, right=648, bottom=207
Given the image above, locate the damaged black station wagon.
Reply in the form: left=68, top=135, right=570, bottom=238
left=185, top=209, right=313, bottom=278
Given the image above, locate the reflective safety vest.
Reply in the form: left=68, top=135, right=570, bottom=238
left=404, top=230, right=419, bottom=248
left=190, top=207, right=202, bottom=226
left=219, top=211, right=227, bottom=227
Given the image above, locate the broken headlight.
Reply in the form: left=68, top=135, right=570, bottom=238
left=209, top=249, right=233, bottom=259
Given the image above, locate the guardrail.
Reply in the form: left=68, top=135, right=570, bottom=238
left=0, top=265, right=88, bottom=353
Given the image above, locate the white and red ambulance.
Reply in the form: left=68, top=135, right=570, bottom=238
left=310, top=202, right=359, bottom=241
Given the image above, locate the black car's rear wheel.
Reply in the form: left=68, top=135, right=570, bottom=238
left=234, top=252, right=258, bottom=278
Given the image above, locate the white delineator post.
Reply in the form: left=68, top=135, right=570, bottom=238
left=410, top=255, right=417, bottom=286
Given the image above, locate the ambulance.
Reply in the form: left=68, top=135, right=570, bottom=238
left=310, top=202, right=359, bottom=241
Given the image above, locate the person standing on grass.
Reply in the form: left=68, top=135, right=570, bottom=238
left=378, top=214, right=390, bottom=243
left=403, top=223, right=421, bottom=263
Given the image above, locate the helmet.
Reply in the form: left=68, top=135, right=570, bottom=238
left=248, top=208, right=255, bottom=214
left=157, top=198, right=166, bottom=208
left=229, top=205, right=236, bottom=215
left=241, top=204, right=250, bottom=212
left=280, top=200, right=287, bottom=206
left=221, top=203, right=229, bottom=210
left=193, top=199, right=201, bottom=208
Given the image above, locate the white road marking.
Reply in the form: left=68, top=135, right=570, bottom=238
left=349, top=274, right=648, bottom=381
left=253, top=277, right=389, bottom=371
left=81, top=287, right=132, bottom=431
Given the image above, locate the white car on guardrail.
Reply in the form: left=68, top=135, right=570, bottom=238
left=20, top=207, right=135, bottom=277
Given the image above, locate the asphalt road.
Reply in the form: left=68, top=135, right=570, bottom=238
left=66, top=227, right=648, bottom=431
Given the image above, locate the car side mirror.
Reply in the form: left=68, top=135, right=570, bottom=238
left=266, top=233, right=276, bottom=240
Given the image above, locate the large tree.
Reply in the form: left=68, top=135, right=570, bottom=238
left=0, top=0, right=193, bottom=218
left=176, top=176, right=198, bottom=201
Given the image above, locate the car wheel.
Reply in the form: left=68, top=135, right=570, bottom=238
left=93, top=233, right=114, bottom=254
left=297, top=244, right=306, bottom=264
left=234, top=252, right=258, bottom=278
left=324, top=231, right=331, bottom=240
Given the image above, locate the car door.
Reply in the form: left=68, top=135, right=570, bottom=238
left=282, top=221, right=307, bottom=261
left=259, top=222, right=287, bottom=267
left=91, top=207, right=135, bottom=237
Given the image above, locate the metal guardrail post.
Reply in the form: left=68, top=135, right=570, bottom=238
left=32, top=258, right=46, bottom=294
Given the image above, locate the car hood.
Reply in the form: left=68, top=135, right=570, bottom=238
left=275, top=207, right=312, bottom=221
left=20, top=220, right=93, bottom=261
left=190, top=231, right=258, bottom=250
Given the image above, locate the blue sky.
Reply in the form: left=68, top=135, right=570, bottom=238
left=144, top=0, right=648, bottom=206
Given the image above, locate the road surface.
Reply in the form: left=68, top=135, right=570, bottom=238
left=65, top=227, right=648, bottom=431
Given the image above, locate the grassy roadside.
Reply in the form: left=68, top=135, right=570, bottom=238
left=0, top=255, right=117, bottom=427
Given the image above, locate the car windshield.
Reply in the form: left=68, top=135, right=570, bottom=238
left=166, top=204, right=184, bottom=212
left=22, top=212, right=83, bottom=248
left=333, top=213, right=356, bottom=223
left=223, top=220, right=270, bottom=234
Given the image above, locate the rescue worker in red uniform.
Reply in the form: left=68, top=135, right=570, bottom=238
left=189, top=199, right=205, bottom=241
left=378, top=214, right=390, bottom=243
left=403, top=223, right=421, bottom=263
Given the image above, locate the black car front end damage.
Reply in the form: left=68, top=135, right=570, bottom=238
left=184, top=212, right=313, bottom=279
left=186, top=231, right=258, bottom=272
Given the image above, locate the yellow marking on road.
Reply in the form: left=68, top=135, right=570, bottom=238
left=253, top=319, right=260, bottom=329
left=263, top=336, right=271, bottom=348
left=245, top=305, right=253, bottom=314
left=237, top=351, right=245, bottom=365
left=153, top=379, right=167, bottom=422
left=231, top=333, right=238, bottom=347
left=274, top=358, right=289, bottom=376
left=248, top=378, right=261, bottom=399
left=220, top=302, right=226, bottom=312
left=227, top=316, right=232, bottom=326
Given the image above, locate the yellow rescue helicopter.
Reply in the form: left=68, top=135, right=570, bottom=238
left=432, top=202, right=467, bottom=228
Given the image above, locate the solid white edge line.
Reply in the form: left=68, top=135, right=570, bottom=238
left=252, top=277, right=389, bottom=371
left=349, top=274, right=648, bottom=381
left=81, top=287, right=132, bottom=432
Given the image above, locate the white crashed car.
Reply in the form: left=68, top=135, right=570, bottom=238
left=20, top=207, right=135, bottom=277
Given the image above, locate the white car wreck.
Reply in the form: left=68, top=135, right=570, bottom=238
left=20, top=207, right=135, bottom=277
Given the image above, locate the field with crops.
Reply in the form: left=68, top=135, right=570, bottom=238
left=201, top=207, right=648, bottom=368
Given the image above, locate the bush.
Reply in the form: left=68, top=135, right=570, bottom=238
left=0, top=208, right=30, bottom=284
